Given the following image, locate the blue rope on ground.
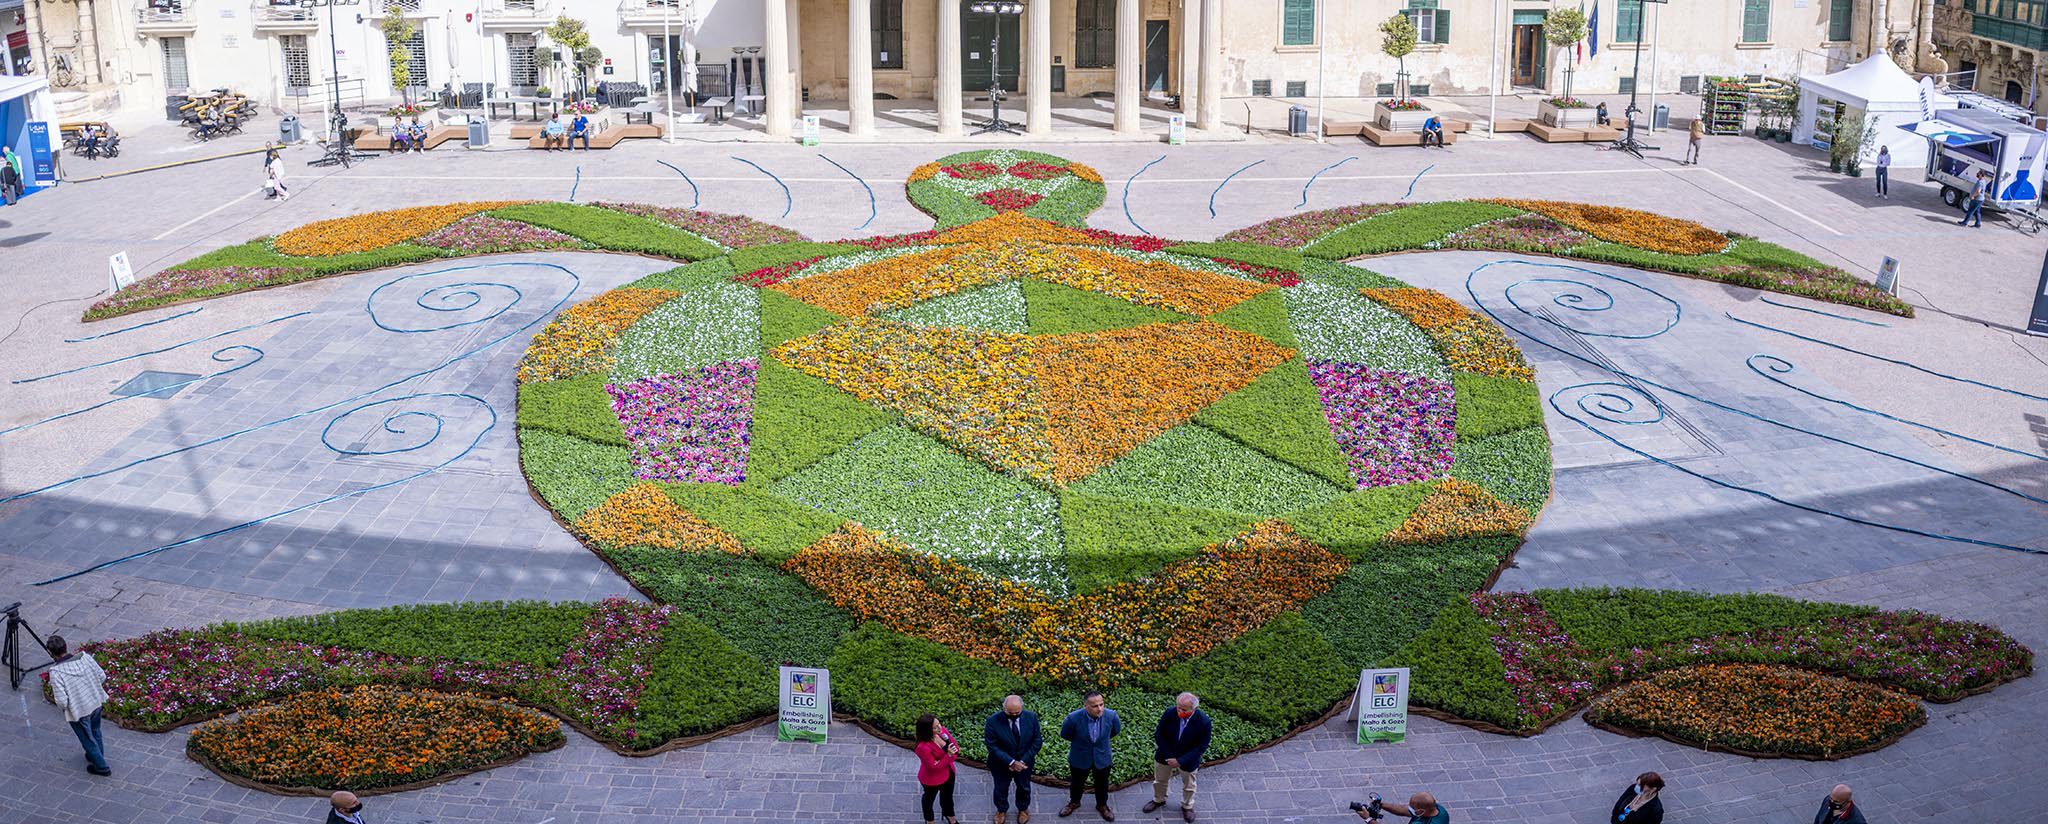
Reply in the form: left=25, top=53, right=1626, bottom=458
left=817, top=153, right=877, bottom=231
left=732, top=156, right=792, bottom=218
left=64, top=307, right=203, bottom=343
left=1757, top=295, right=1891, bottom=327
left=1298, top=157, right=1357, bottom=210
left=0, top=346, right=263, bottom=438
left=1464, top=258, right=2047, bottom=553
left=569, top=165, right=582, bottom=202
left=1123, top=155, right=1165, bottom=235
left=1726, top=312, right=2045, bottom=402
left=12, top=311, right=310, bottom=384
left=1744, top=354, right=2045, bottom=463
left=1403, top=164, right=1436, bottom=201
left=1209, top=159, right=1265, bottom=218
left=655, top=160, right=702, bottom=209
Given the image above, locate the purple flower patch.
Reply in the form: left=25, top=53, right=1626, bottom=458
left=1307, top=361, right=1455, bottom=488
left=418, top=214, right=581, bottom=254
left=607, top=360, right=756, bottom=485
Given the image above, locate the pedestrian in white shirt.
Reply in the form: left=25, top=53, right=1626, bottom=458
left=43, top=636, right=111, bottom=776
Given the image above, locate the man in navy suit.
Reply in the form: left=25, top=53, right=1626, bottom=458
left=1058, top=691, right=1121, bottom=820
left=1143, top=693, right=1212, bottom=822
left=986, top=694, right=1043, bottom=824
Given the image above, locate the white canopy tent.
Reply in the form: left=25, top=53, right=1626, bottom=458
left=1792, top=55, right=1957, bottom=169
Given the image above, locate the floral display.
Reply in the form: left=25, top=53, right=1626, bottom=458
left=186, top=686, right=563, bottom=791
left=1007, top=160, right=1071, bottom=180
left=1220, top=203, right=1402, bottom=248
left=943, top=161, right=1003, bottom=180
left=1283, top=283, right=1448, bottom=380
left=1468, top=592, right=1602, bottom=727
left=1584, top=664, right=1925, bottom=758
left=88, top=266, right=309, bottom=318
left=1363, top=287, right=1536, bottom=383
left=273, top=201, right=531, bottom=257
left=573, top=483, right=749, bottom=553
left=532, top=599, right=677, bottom=739
left=516, top=288, right=679, bottom=384
left=1307, top=362, right=1456, bottom=488
left=608, top=280, right=759, bottom=381
left=1214, top=259, right=1304, bottom=287
left=1075, top=227, right=1172, bottom=253
left=1441, top=214, right=1590, bottom=254
left=590, top=202, right=803, bottom=249
left=736, top=257, right=821, bottom=287
left=839, top=229, right=944, bottom=250
left=976, top=188, right=1046, bottom=212
left=1480, top=199, right=1730, bottom=256
left=1543, top=97, right=1593, bottom=109
left=1381, top=99, right=1428, bottom=111
left=607, top=360, right=757, bottom=484
left=908, top=150, right=1106, bottom=226
left=417, top=215, right=585, bottom=255
left=1383, top=478, right=1532, bottom=544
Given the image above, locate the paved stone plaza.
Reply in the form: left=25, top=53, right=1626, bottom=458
left=1, top=126, right=2044, bottom=823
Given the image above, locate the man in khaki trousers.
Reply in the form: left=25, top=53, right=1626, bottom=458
left=1143, top=693, right=1212, bottom=822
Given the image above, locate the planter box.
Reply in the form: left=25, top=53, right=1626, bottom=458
left=1374, top=102, right=1433, bottom=131
left=1538, top=100, right=1599, bottom=128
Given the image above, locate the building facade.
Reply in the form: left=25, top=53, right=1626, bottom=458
left=1933, top=0, right=2046, bottom=112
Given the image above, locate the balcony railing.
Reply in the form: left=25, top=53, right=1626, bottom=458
left=136, top=3, right=197, bottom=30
left=480, top=0, right=554, bottom=20
left=1972, top=14, right=2048, bottom=49
left=618, top=0, right=694, bottom=27
left=251, top=0, right=319, bottom=26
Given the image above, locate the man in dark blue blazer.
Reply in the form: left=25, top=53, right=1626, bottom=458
left=1058, top=691, right=1121, bottom=820
left=985, top=694, right=1043, bottom=824
left=1143, top=693, right=1212, bottom=822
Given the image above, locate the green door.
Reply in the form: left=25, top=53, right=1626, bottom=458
left=961, top=2, right=1021, bottom=92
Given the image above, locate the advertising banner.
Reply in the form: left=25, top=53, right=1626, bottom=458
left=1347, top=667, right=1410, bottom=744
left=2028, top=250, right=2048, bottom=338
left=1169, top=115, right=1186, bottom=146
left=777, top=666, right=831, bottom=742
left=1875, top=256, right=1899, bottom=296
left=25, top=121, right=56, bottom=190
left=109, top=252, right=135, bottom=292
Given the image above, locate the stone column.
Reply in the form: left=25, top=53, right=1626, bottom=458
left=848, top=0, right=875, bottom=135
left=1112, top=0, right=1142, bottom=132
left=1179, top=0, right=1201, bottom=126
left=764, top=0, right=793, bottom=137
left=937, top=0, right=964, bottom=135
left=1026, top=0, right=1052, bottom=134
left=788, top=0, right=803, bottom=104
left=1196, top=0, right=1220, bottom=130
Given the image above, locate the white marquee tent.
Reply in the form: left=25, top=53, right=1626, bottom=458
left=1792, top=55, right=1958, bottom=169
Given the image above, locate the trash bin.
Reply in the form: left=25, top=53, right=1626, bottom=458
left=1288, top=105, right=1309, bottom=137
left=1653, top=103, right=1670, bottom=130
left=278, top=115, right=302, bottom=143
left=467, top=118, right=490, bottom=148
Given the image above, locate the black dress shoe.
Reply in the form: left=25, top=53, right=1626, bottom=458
left=1142, top=802, right=1164, bottom=814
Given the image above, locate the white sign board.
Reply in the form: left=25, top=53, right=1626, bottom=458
left=801, top=115, right=821, bottom=147
left=109, top=252, right=135, bottom=293
left=1347, top=667, right=1410, bottom=744
left=1169, top=115, right=1187, bottom=146
left=1875, top=256, right=1899, bottom=296
left=777, top=666, right=831, bottom=742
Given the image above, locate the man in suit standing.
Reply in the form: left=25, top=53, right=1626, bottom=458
left=1144, top=693, right=1212, bottom=822
left=1058, top=691, right=1120, bottom=820
left=986, top=694, right=1043, bottom=824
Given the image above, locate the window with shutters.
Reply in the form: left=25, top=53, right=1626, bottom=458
left=163, top=37, right=190, bottom=91
left=1741, top=0, right=1770, bottom=42
left=873, top=0, right=904, bottom=69
left=403, top=31, right=428, bottom=89
left=1406, top=0, right=1450, bottom=44
left=1827, top=0, right=1853, bottom=39
left=282, top=35, right=312, bottom=91
left=1075, top=0, right=1114, bottom=68
left=1282, top=0, right=1315, bottom=45
left=508, top=33, right=540, bottom=89
left=1615, top=0, right=1643, bottom=42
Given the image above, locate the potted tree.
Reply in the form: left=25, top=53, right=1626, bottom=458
left=1537, top=8, right=1594, bottom=127
left=1373, top=13, right=1431, bottom=130
left=545, top=15, right=602, bottom=102
left=1834, top=109, right=1876, bottom=177
left=378, top=4, right=417, bottom=106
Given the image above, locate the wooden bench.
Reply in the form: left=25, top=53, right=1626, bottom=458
left=1491, top=118, right=1533, bottom=134
left=1361, top=122, right=1458, bottom=147
left=526, top=120, right=666, bottom=149
left=1323, top=120, right=1367, bottom=137
left=420, top=125, right=467, bottom=150
left=1526, top=122, right=1622, bottom=143
left=508, top=123, right=544, bottom=140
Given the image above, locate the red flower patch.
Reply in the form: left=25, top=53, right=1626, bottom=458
left=1077, top=228, right=1171, bottom=253
left=1007, top=160, right=1071, bottom=180
left=976, top=189, right=1045, bottom=212
left=943, top=162, right=1004, bottom=180
left=1217, top=259, right=1302, bottom=287
left=734, top=256, right=823, bottom=287
left=841, top=229, right=943, bottom=250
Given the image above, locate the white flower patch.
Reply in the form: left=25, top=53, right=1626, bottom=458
left=1282, top=281, right=1448, bottom=381
left=1102, top=248, right=1274, bottom=283
left=882, top=281, right=1028, bottom=333
left=610, top=279, right=761, bottom=382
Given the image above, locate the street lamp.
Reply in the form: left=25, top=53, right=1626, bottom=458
left=300, top=0, right=371, bottom=167
left=1611, top=0, right=1669, bottom=158
left=969, top=1, right=1024, bottom=135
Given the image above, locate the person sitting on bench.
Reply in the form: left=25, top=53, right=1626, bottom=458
left=407, top=118, right=429, bottom=153
left=1597, top=102, right=1612, bottom=126
left=390, top=124, right=412, bottom=153
left=542, top=115, right=567, bottom=151
left=570, top=113, right=591, bottom=150
left=1422, top=116, right=1446, bottom=149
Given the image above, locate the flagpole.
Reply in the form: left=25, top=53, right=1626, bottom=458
left=1315, top=0, right=1326, bottom=142
left=1646, top=0, right=1661, bottom=132
left=1488, top=0, right=1499, bottom=134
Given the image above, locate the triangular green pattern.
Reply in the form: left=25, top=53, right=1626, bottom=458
left=516, top=372, right=627, bottom=446
left=1282, top=480, right=1437, bottom=560
left=1059, top=490, right=1255, bottom=594
left=1192, top=357, right=1350, bottom=486
left=1452, top=372, right=1544, bottom=440
left=761, top=288, right=842, bottom=350
left=657, top=479, right=843, bottom=565
left=1021, top=279, right=1191, bottom=335
left=747, top=357, right=895, bottom=483
left=626, top=257, right=737, bottom=290
left=1207, top=289, right=1298, bottom=349
left=1068, top=423, right=1344, bottom=518
left=881, top=281, right=1028, bottom=333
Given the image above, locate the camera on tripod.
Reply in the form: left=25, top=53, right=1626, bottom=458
left=2, top=601, right=56, bottom=690
left=1348, top=793, right=1384, bottom=820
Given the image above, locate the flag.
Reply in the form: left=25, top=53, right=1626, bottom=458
left=1589, top=3, right=1600, bottom=58
left=1575, top=2, right=1585, bottom=62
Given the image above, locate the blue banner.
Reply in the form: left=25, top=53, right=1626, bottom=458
left=25, top=120, right=55, bottom=191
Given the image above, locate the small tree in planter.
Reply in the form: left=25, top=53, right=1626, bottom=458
left=544, top=15, right=600, bottom=99
left=1380, top=12, right=1418, bottom=103
left=1544, top=8, right=1590, bottom=102
left=378, top=4, right=417, bottom=105
left=1833, top=109, right=1878, bottom=176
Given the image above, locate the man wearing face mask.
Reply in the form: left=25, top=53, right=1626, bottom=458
left=1609, top=772, right=1664, bottom=824
left=1812, top=785, right=1866, bottom=824
left=1143, top=692, right=1212, bottom=822
left=325, top=791, right=366, bottom=824
left=986, top=694, right=1043, bottom=824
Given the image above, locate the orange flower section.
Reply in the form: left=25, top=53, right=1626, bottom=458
left=516, top=288, right=679, bottom=383
left=186, top=685, right=563, bottom=791
left=1363, top=287, right=1536, bottom=383
left=573, top=483, right=748, bottom=554
left=1385, top=478, right=1532, bottom=545
left=933, top=211, right=1105, bottom=246
left=1584, top=664, right=1926, bottom=758
left=274, top=201, right=532, bottom=257
left=908, top=162, right=944, bottom=183
left=1070, top=163, right=1105, bottom=184
left=782, top=522, right=1349, bottom=681
left=1481, top=199, right=1729, bottom=256
left=772, top=246, right=973, bottom=316
left=1360, top=287, right=1469, bottom=330
left=1037, top=322, right=1292, bottom=483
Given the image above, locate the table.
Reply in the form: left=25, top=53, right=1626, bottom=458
left=701, top=97, right=732, bottom=124
left=738, top=95, right=766, bottom=117
left=484, top=96, right=560, bottom=121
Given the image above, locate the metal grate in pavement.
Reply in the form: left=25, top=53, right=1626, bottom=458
left=110, top=370, right=202, bottom=399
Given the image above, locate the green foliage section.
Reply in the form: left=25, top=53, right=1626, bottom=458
left=236, top=602, right=593, bottom=669
left=1021, top=279, right=1190, bottom=335
left=828, top=623, right=1027, bottom=736
left=490, top=203, right=721, bottom=260
left=1281, top=282, right=1448, bottom=380
left=632, top=615, right=779, bottom=745
left=1135, top=613, right=1352, bottom=728
left=658, top=480, right=842, bottom=565
left=182, top=238, right=448, bottom=274
left=728, top=241, right=864, bottom=276
left=610, top=280, right=761, bottom=381
left=519, top=427, right=636, bottom=522
left=1537, top=588, right=1875, bottom=653
left=1164, top=242, right=1314, bottom=273
left=760, top=288, right=843, bottom=349
left=1567, top=239, right=1911, bottom=316
left=1449, top=426, right=1552, bottom=516
left=1297, top=258, right=1408, bottom=290
left=1206, top=290, right=1299, bottom=349
left=747, top=357, right=895, bottom=483
left=1452, top=373, right=1543, bottom=440
left=1384, top=596, right=1521, bottom=727
left=884, top=281, right=1028, bottom=333
left=626, top=257, right=737, bottom=290
left=517, top=372, right=626, bottom=447
left=907, top=149, right=1107, bottom=228
left=1059, top=491, right=1253, bottom=594
left=597, top=546, right=852, bottom=668
left=1282, top=482, right=1436, bottom=559
left=1303, top=202, right=1522, bottom=260
left=770, top=426, right=1064, bottom=589
left=1194, top=357, right=1353, bottom=487
left=1071, top=424, right=1343, bottom=518
left=1301, top=537, right=1515, bottom=671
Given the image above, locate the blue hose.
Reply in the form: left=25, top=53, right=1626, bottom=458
left=1298, top=157, right=1357, bottom=210
left=13, top=311, right=309, bottom=384
left=817, top=153, right=877, bottom=232
left=65, top=307, right=203, bottom=343
left=1123, top=154, right=1165, bottom=235
left=655, top=159, right=702, bottom=209
left=732, top=156, right=792, bottom=218
left=1209, top=159, right=1265, bottom=218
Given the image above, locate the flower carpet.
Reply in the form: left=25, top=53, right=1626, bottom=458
left=73, top=149, right=2024, bottom=793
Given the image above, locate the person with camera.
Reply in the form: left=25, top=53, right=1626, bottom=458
left=1143, top=692, right=1211, bottom=822
left=1812, top=785, right=1866, bottom=824
left=1610, top=772, right=1664, bottom=824
left=1352, top=791, right=1447, bottom=824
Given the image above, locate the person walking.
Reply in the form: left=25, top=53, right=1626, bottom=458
left=264, top=147, right=290, bottom=201
left=1609, top=772, right=1664, bottom=824
left=916, top=714, right=961, bottom=824
left=43, top=636, right=111, bottom=776
left=1143, top=693, right=1212, bottom=822
left=0, top=157, right=18, bottom=206
left=325, top=790, right=367, bottom=824
left=1959, top=170, right=1989, bottom=227
left=985, top=694, right=1043, bottom=824
left=1058, top=691, right=1120, bottom=820
left=1874, top=147, right=1891, bottom=198
left=1812, top=785, right=1866, bottom=824
left=1685, top=118, right=1704, bottom=165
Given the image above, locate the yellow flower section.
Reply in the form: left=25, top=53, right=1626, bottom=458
left=1360, top=287, right=1469, bottom=330
left=273, top=201, right=533, bottom=257
left=1070, top=163, right=1105, bottom=184
left=516, top=288, right=680, bottom=384
left=1384, top=478, right=1533, bottom=545
left=772, top=246, right=972, bottom=317
left=573, top=483, right=748, bottom=554
left=1363, top=287, right=1536, bottom=383
left=933, top=211, right=1104, bottom=246
left=1481, top=199, right=1729, bottom=256
left=782, top=521, right=1348, bottom=682
left=908, top=162, right=944, bottom=183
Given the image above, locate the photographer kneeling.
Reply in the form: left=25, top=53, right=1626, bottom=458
left=1351, top=791, right=1448, bottom=824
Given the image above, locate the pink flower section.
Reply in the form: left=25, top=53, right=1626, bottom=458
left=1307, top=361, right=1455, bottom=488
left=1470, top=592, right=1601, bottom=727
left=418, top=215, right=581, bottom=254
left=607, top=360, right=756, bottom=485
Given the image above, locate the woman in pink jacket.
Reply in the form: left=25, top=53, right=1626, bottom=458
left=915, top=713, right=960, bottom=824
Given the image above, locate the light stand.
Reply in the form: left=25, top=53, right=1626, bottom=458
left=1609, top=0, right=1668, bottom=159
left=969, top=1, right=1023, bottom=136
left=303, top=0, right=372, bottom=167
left=2, top=603, right=53, bottom=691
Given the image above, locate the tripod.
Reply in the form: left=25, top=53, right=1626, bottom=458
left=308, top=110, right=374, bottom=168
left=970, top=3, right=1023, bottom=135
left=3, top=603, right=54, bottom=691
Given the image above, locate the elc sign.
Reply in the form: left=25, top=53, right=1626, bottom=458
left=777, top=666, right=831, bottom=743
